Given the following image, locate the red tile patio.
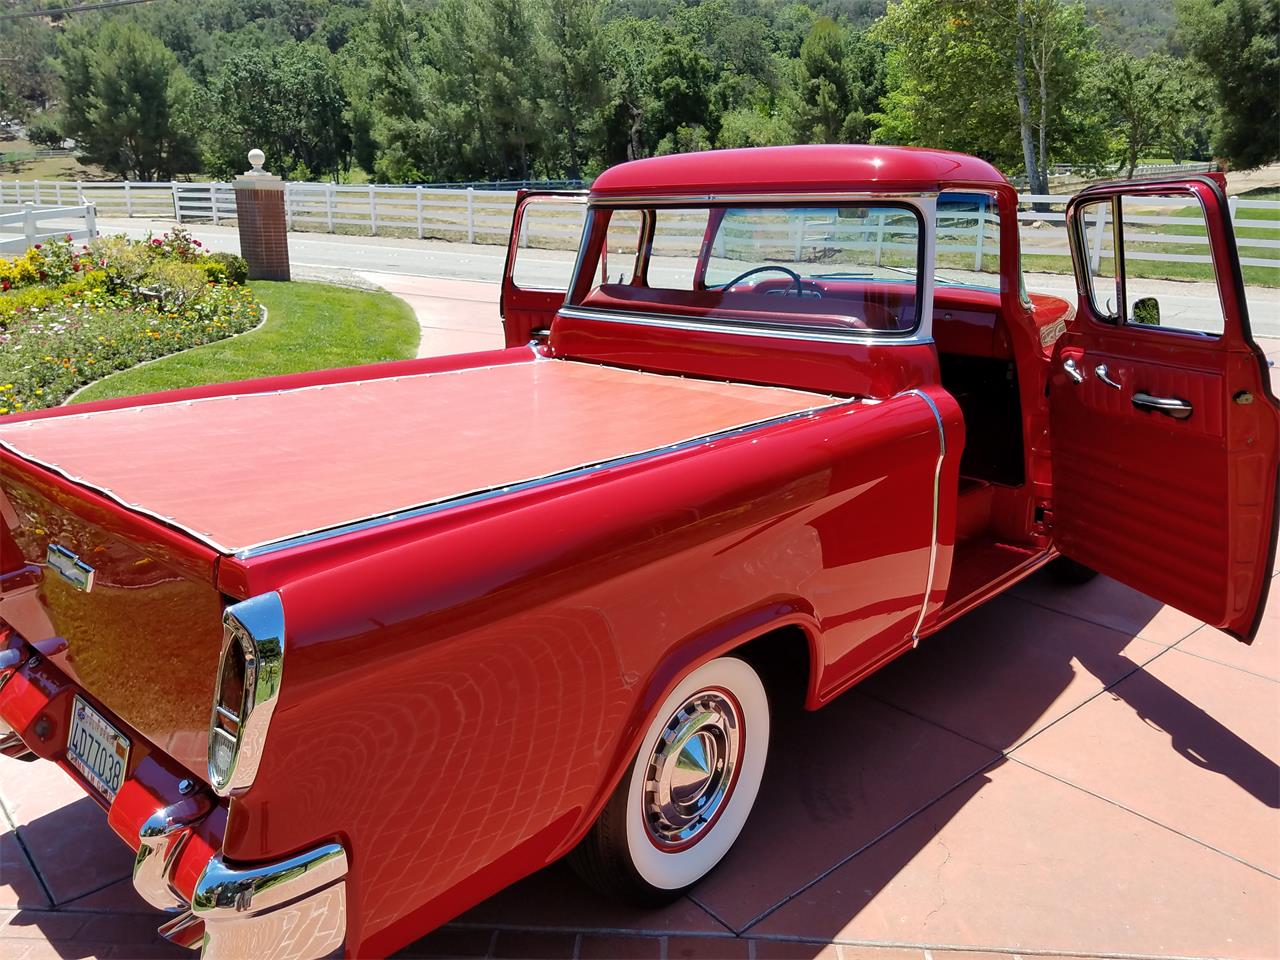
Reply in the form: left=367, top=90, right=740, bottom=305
left=0, top=289, right=1276, bottom=960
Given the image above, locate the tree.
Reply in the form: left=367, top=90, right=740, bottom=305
left=793, top=18, right=857, bottom=143
left=0, top=15, right=59, bottom=125
left=1095, top=52, right=1185, bottom=177
left=646, top=33, right=714, bottom=148
left=57, top=22, right=201, bottom=180
left=540, top=0, right=609, bottom=180
left=717, top=107, right=793, bottom=148
left=874, top=0, right=1099, bottom=191
left=202, top=43, right=353, bottom=180
left=1176, top=0, right=1278, bottom=169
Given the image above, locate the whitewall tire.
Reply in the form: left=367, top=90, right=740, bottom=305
left=569, top=656, right=770, bottom=903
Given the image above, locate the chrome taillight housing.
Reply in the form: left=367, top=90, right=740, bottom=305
left=209, top=592, right=285, bottom=797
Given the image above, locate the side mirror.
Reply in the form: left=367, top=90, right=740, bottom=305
left=1132, top=296, right=1161, bottom=326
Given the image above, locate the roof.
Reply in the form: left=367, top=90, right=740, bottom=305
left=0, top=359, right=838, bottom=556
left=590, top=144, right=1010, bottom=198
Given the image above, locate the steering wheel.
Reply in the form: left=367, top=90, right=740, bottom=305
left=719, top=265, right=804, bottom=297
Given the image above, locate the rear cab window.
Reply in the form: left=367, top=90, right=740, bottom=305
left=569, top=201, right=928, bottom=338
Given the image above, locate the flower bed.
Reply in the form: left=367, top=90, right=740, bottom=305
left=0, top=230, right=259, bottom=414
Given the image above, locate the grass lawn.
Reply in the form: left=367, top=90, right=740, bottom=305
left=72, top=280, right=419, bottom=403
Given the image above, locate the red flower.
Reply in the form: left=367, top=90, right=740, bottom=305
left=151, top=239, right=162, bottom=246
left=65, top=234, right=73, bottom=242
left=73, top=263, right=81, bottom=272
left=33, top=243, right=42, bottom=250
left=1, top=281, right=9, bottom=292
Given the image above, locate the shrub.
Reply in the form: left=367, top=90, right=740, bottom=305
left=0, top=248, right=45, bottom=291
left=197, top=259, right=228, bottom=285
left=146, top=226, right=204, bottom=263
left=88, top=235, right=154, bottom=292
left=143, top=261, right=210, bottom=312
left=208, top=251, right=248, bottom=284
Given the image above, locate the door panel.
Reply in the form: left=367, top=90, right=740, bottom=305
left=500, top=191, right=587, bottom=347
left=1051, top=177, right=1279, bottom=642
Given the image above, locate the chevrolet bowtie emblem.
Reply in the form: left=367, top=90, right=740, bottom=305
left=46, top=544, right=95, bottom=593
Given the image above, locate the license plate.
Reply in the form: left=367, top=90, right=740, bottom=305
left=67, top=696, right=130, bottom=802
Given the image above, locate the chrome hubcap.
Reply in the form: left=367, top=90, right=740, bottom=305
left=643, top=690, right=741, bottom=847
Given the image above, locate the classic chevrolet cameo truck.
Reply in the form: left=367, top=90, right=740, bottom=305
left=0, top=146, right=1275, bottom=959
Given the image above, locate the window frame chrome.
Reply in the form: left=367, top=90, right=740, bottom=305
left=566, top=192, right=939, bottom=346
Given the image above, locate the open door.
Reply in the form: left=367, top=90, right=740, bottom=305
left=500, top=190, right=588, bottom=347
left=1050, top=176, right=1279, bottom=642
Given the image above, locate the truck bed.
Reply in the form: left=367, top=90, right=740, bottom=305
left=0, top=358, right=838, bottom=556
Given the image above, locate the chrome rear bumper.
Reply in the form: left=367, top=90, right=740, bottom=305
left=136, top=811, right=349, bottom=960
left=189, top=843, right=349, bottom=960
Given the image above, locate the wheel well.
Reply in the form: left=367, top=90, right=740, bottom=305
left=732, top=625, right=813, bottom=714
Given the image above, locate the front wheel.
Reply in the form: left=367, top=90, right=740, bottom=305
left=569, top=656, right=770, bottom=904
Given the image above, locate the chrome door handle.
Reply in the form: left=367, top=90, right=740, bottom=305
left=1095, top=364, right=1123, bottom=390
left=1063, top=357, right=1084, bottom=383
left=1132, top=392, right=1193, bottom=420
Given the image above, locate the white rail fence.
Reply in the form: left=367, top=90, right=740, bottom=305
left=0, top=202, right=97, bottom=254
left=1, top=179, right=1276, bottom=274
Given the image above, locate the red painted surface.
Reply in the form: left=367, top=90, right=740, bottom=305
left=588, top=144, right=1009, bottom=196
left=1050, top=178, right=1278, bottom=641
left=0, top=153, right=1275, bottom=960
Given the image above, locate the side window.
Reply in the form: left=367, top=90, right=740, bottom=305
left=1077, top=192, right=1224, bottom=337
left=1119, top=194, right=1222, bottom=336
left=510, top=197, right=587, bottom=292
left=647, top=209, right=709, bottom=290
left=601, top=210, right=645, bottom=285
left=936, top=192, right=1000, bottom=290
left=1078, top=198, right=1122, bottom=318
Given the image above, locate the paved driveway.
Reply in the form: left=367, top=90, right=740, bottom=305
left=0, top=294, right=1277, bottom=960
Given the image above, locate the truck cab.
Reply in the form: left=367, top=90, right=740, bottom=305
left=502, top=145, right=1278, bottom=643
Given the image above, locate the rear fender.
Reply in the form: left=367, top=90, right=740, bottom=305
left=549, top=598, right=821, bottom=861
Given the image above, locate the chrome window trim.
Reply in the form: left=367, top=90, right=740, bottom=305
left=566, top=195, right=939, bottom=344
left=237, top=399, right=855, bottom=559
left=905, top=388, right=946, bottom=646
left=208, top=592, right=285, bottom=797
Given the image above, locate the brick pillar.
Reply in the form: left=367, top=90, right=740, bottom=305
left=233, top=150, right=291, bottom=281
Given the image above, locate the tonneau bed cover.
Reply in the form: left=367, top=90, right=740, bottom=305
left=0, top=359, right=839, bottom=556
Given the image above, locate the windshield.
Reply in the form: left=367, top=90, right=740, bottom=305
left=574, top=201, right=926, bottom=336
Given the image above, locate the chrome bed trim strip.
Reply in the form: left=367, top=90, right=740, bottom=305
left=236, top=398, right=857, bottom=558
left=905, top=388, right=946, bottom=645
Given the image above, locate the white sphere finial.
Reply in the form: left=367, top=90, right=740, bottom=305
left=248, top=149, right=266, bottom=171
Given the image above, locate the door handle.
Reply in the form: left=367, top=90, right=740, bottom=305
left=1095, top=364, right=1123, bottom=390
left=1132, top=392, right=1193, bottom=420
left=1063, top=357, right=1084, bottom=383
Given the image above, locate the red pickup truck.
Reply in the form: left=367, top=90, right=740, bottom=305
left=0, top=145, right=1275, bottom=959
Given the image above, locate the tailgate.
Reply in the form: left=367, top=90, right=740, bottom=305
left=0, top=453, right=224, bottom=778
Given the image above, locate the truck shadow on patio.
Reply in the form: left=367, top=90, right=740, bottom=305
left=403, top=573, right=1278, bottom=958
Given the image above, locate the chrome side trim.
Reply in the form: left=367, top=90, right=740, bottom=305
left=133, top=792, right=214, bottom=911
left=237, top=399, right=854, bottom=559
left=557, top=306, right=936, bottom=348
left=906, top=389, right=947, bottom=645
left=208, top=593, right=285, bottom=797
left=192, top=844, right=348, bottom=960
